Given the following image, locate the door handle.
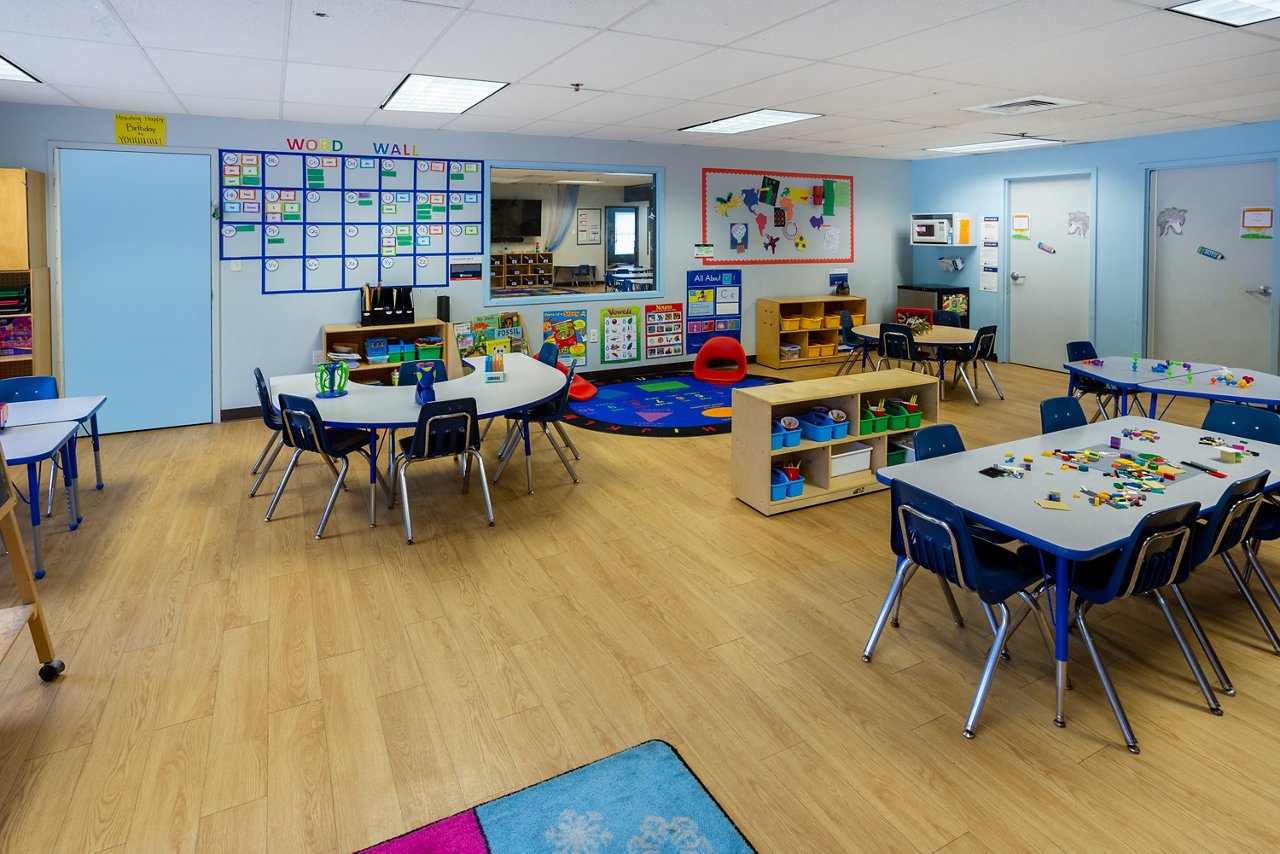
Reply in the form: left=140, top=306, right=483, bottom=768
left=1245, top=285, right=1272, bottom=297
left=1010, top=272, right=1027, bottom=284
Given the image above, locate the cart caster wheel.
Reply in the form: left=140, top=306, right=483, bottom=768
left=38, top=660, right=65, bottom=682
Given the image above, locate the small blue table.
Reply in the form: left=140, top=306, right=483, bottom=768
left=0, top=421, right=81, bottom=579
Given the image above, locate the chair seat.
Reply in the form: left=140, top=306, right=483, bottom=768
left=327, top=427, right=372, bottom=456
left=975, top=539, right=1041, bottom=603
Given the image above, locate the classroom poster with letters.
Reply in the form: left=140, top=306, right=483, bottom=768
left=600, top=306, right=641, bottom=364
left=644, top=303, right=684, bottom=359
left=686, top=269, right=742, bottom=352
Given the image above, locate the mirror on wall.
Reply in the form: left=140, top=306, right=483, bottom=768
left=488, top=166, right=658, bottom=303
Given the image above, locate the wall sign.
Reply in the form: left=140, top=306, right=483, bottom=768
left=686, top=269, right=741, bottom=352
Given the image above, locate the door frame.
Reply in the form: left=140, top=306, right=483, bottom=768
left=1000, top=169, right=1098, bottom=365
left=1142, top=154, right=1280, bottom=373
left=47, top=141, right=220, bottom=420
left=605, top=205, right=639, bottom=268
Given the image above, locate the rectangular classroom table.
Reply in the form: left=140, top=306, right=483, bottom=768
left=1141, top=369, right=1280, bottom=415
left=876, top=416, right=1278, bottom=729
left=1063, top=357, right=1215, bottom=416
left=0, top=421, right=81, bottom=579
left=4, top=394, right=109, bottom=497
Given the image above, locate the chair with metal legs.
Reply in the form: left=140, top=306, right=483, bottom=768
left=1040, top=396, right=1088, bottom=434
left=863, top=480, right=1053, bottom=740
left=874, top=322, right=933, bottom=374
left=1065, top=340, right=1127, bottom=419
left=248, top=368, right=285, bottom=497
left=493, top=365, right=579, bottom=493
left=945, top=325, right=1003, bottom=406
left=393, top=397, right=493, bottom=543
left=265, top=393, right=376, bottom=539
left=835, top=310, right=873, bottom=376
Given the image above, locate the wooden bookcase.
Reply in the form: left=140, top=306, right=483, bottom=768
left=490, top=251, right=553, bottom=289
left=321, top=318, right=458, bottom=385
left=756, top=295, right=868, bottom=369
left=0, top=169, right=51, bottom=381
left=731, top=369, right=940, bottom=515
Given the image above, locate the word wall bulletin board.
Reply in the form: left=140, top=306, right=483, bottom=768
left=701, top=168, right=852, bottom=265
left=218, top=149, right=484, bottom=294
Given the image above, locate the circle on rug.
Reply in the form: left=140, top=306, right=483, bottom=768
left=564, top=372, right=785, bottom=437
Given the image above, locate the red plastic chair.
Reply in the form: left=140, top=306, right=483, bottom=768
left=555, top=360, right=597, bottom=401
left=693, top=336, right=747, bottom=385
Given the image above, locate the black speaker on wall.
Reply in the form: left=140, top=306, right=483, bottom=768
left=436, top=294, right=450, bottom=322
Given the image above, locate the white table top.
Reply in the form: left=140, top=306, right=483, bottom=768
left=1064, top=357, right=1214, bottom=389
left=269, top=353, right=566, bottom=429
left=853, top=323, right=976, bottom=346
left=4, top=395, right=107, bottom=428
left=877, top=416, right=1277, bottom=560
left=1139, top=368, right=1280, bottom=406
left=0, top=421, right=80, bottom=465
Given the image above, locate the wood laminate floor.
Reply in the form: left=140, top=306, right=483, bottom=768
left=2, top=361, right=1278, bottom=852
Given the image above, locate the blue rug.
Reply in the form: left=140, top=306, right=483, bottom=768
left=362, top=740, right=755, bottom=853
left=565, top=372, right=783, bottom=436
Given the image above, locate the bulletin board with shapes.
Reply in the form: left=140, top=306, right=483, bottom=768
left=454, top=311, right=528, bottom=358
left=686, top=269, right=742, bottom=352
left=644, top=303, right=684, bottom=359
left=542, top=309, right=589, bottom=367
left=219, top=149, right=484, bottom=295
left=701, top=168, right=852, bottom=265
left=600, top=306, right=640, bottom=364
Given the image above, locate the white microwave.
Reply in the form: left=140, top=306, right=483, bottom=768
left=912, top=218, right=951, bottom=244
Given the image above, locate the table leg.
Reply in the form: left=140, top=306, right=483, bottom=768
left=26, top=462, right=45, bottom=580
left=1119, top=389, right=1128, bottom=416
left=1054, top=553, right=1070, bottom=728
left=523, top=414, right=533, bottom=494
left=61, top=440, right=81, bottom=529
left=367, top=432, right=378, bottom=527
left=90, top=413, right=104, bottom=490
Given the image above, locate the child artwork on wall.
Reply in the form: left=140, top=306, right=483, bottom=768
left=1157, top=207, right=1187, bottom=236
left=1067, top=210, right=1090, bottom=237
left=703, top=169, right=851, bottom=264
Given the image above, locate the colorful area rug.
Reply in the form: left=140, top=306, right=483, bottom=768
left=361, top=740, right=755, bottom=853
left=565, top=372, right=784, bottom=437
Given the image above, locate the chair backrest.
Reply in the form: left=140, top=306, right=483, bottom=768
left=1040, top=396, right=1087, bottom=434
left=574, top=264, right=591, bottom=276
left=890, top=480, right=981, bottom=594
left=405, top=397, right=480, bottom=459
left=1066, top=340, right=1099, bottom=362
left=277, top=393, right=328, bottom=454
left=1202, top=402, right=1280, bottom=444
left=531, top=362, right=575, bottom=422
left=395, top=360, right=447, bottom=386
left=878, top=322, right=918, bottom=361
left=536, top=340, right=560, bottom=367
left=914, top=424, right=965, bottom=461
left=932, top=310, right=961, bottom=327
left=1091, top=502, right=1200, bottom=601
left=0, top=375, right=58, bottom=403
left=253, top=368, right=282, bottom=430
left=839, top=309, right=855, bottom=345
left=1190, top=470, right=1271, bottom=566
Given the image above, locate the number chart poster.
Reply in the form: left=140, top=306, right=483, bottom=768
left=542, top=309, right=589, bottom=367
left=600, top=306, right=640, bottom=364
left=218, top=149, right=484, bottom=294
left=702, top=168, right=852, bottom=265
left=644, top=303, right=684, bottom=359
left=686, top=269, right=742, bottom=353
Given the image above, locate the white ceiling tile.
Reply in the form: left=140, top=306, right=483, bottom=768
left=363, top=109, right=454, bottom=129
left=0, top=0, right=136, bottom=43
left=1100, top=72, right=1280, bottom=110
left=146, top=49, right=281, bottom=99
left=468, top=0, right=649, bottom=28
left=179, top=94, right=280, bottom=120
left=516, top=119, right=608, bottom=137
left=283, top=63, right=403, bottom=108
left=411, top=12, right=594, bottom=82
left=549, top=92, right=683, bottom=124
left=711, top=63, right=893, bottom=109
left=573, top=124, right=667, bottom=141
left=465, top=83, right=600, bottom=119
left=522, top=31, right=711, bottom=90
left=287, top=0, right=458, bottom=71
left=60, top=85, right=184, bottom=113
left=1214, top=105, right=1280, bottom=123
left=787, top=75, right=963, bottom=116
left=620, top=48, right=803, bottom=101
left=617, top=101, right=750, bottom=130
left=0, top=33, right=168, bottom=91
left=112, top=0, right=287, bottom=60
left=1066, top=116, right=1236, bottom=141
left=440, top=114, right=532, bottom=133
left=281, top=102, right=377, bottom=124
left=1161, top=89, right=1280, bottom=118
left=0, top=79, right=78, bottom=107
left=612, top=0, right=829, bottom=45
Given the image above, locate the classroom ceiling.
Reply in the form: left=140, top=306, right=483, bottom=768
left=1, top=0, right=1279, bottom=159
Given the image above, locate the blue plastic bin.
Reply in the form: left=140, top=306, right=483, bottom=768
left=770, top=420, right=784, bottom=451
left=786, top=475, right=804, bottom=497
left=799, top=411, right=834, bottom=442
left=829, top=415, right=850, bottom=440
left=770, top=468, right=788, bottom=501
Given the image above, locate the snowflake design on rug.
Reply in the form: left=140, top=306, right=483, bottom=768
left=544, top=810, right=613, bottom=853
left=626, top=816, right=713, bottom=853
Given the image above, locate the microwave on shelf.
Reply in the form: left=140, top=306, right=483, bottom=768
left=912, top=218, right=951, bottom=244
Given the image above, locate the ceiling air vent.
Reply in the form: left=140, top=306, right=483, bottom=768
left=964, top=96, right=1083, bottom=117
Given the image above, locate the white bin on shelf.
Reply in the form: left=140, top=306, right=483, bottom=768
left=830, top=442, right=873, bottom=477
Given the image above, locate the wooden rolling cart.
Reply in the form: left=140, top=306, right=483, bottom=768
left=0, top=443, right=63, bottom=682
left=321, top=318, right=458, bottom=385
left=756, top=295, right=867, bottom=369
left=731, top=369, right=940, bottom=515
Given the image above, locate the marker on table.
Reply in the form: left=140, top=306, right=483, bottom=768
left=1180, top=460, right=1227, bottom=478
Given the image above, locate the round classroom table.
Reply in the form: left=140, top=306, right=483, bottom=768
left=852, top=323, right=977, bottom=346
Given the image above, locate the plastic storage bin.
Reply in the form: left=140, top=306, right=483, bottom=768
left=799, top=316, right=823, bottom=330
left=817, top=343, right=837, bottom=357
left=886, top=447, right=909, bottom=466
left=828, top=411, right=850, bottom=439
left=417, top=344, right=443, bottom=360
left=886, top=401, right=922, bottom=429
left=780, top=316, right=801, bottom=331
left=862, top=408, right=889, bottom=434
left=830, top=442, right=873, bottom=476
left=770, top=468, right=804, bottom=500
left=780, top=344, right=802, bottom=361
left=824, top=314, right=842, bottom=329
left=798, top=411, right=834, bottom=442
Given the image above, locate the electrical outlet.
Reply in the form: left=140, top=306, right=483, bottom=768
left=230, top=260, right=243, bottom=272
left=589, top=329, right=598, bottom=344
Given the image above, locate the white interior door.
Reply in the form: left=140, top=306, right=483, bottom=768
left=1007, top=175, right=1093, bottom=371
left=1147, top=161, right=1275, bottom=370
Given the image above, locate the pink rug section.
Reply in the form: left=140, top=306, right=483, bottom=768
left=361, top=809, right=487, bottom=854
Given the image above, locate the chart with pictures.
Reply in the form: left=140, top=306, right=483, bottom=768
left=600, top=306, right=640, bottom=364
left=644, top=303, right=684, bottom=359
left=218, top=149, right=485, bottom=294
left=686, top=270, right=742, bottom=352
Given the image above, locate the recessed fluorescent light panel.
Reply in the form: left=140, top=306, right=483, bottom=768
left=382, top=74, right=506, bottom=113
left=1168, top=1, right=1280, bottom=26
left=681, top=109, right=821, bottom=134
left=926, top=137, right=1062, bottom=154
left=0, top=54, right=38, bottom=83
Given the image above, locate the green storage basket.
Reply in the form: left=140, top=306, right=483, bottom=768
left=886, top=448, right=908, bottom=466
left=886, top=402, right=920, bottom=430
left=417, top=344, right=444, bottom=360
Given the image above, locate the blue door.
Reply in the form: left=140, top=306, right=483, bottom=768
left=59, top=149, right=212, bottom=432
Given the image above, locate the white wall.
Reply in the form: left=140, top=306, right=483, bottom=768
left=0, top=102, right=913, bottom=411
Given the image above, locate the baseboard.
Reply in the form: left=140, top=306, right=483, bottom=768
left=222, top=406, right=258, bottom=421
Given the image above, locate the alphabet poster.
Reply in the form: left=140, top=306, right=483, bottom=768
left=600, top=306, right=641, bottom=364
left=701, top=168, right=852, bottom=264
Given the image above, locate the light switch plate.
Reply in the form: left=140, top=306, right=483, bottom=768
left=589, top=329, right=598, bottom=343
left=230, top=260, right=243, bottom=272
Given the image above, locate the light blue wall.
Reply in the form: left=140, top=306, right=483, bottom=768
left=912, top=120, right=1280, bottom=363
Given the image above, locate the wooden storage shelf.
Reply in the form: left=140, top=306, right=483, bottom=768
left=0, top=169, right=51, bottom=382
left=490, top=251, right=553, bottom=289
left=756, top=295, right=868, bottom=369
left=731, top=369, right=941, bottom=515
left=321, top=318, right=458, bottom=384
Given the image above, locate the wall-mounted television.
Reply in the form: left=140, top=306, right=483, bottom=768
left=490, top=198, right=542, bottom=242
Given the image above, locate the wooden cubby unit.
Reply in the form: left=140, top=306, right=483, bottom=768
left=0, top=168, right=51, bottom=381
left=756, top=295, right=868, bottom=369
left=490, top=251, right=554, bottom=289
left=731, top=368, right=941, bottom=515
left=321, top=318, right=458, bottom=385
